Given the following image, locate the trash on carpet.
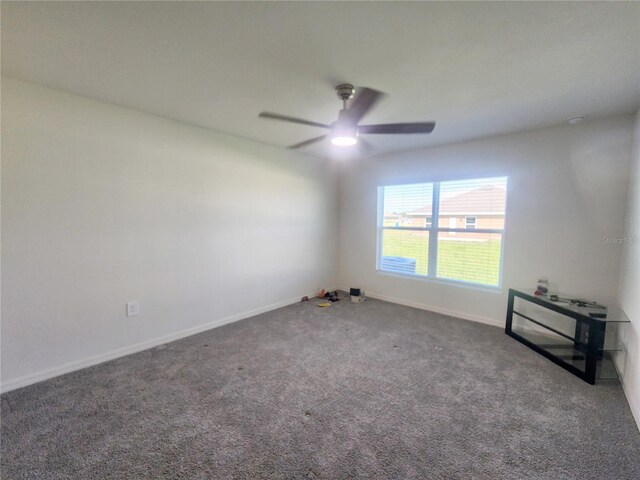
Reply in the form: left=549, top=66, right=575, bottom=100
left=325, top=291, right=340, bottom=302
left=316, top=289, right=341, bottom=302
left=316, top=302, right=332, bottom=308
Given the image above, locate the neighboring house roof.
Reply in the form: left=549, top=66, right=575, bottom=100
left=403, top=185, right=506, bottom=216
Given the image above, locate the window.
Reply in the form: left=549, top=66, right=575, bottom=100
left=378, top=176, right=507, bottom=287
left=465, top=216, right=477, bottom=230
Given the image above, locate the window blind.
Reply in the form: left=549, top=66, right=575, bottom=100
left=378, top=176, right=507, bottom=287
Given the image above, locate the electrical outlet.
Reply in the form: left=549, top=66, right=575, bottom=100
left=126, top=301, right=140, bottom=317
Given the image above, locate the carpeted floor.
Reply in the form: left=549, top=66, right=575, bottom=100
left=2, top=295, right=639, bottom=479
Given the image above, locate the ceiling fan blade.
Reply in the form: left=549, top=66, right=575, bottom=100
left=288, top=135, right=327, bottom=149
left=259, top=112, right=330, bottom=129
left=348, top=87, right=384, bottom=123
left=358, top=122, right=436, bottom=134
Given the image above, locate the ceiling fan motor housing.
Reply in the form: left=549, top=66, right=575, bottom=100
left=335, top=84, right=355, bottom=101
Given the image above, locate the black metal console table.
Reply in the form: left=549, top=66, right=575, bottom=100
left=505, top=288, right=629, bottom=384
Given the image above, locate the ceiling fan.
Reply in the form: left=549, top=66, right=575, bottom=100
left=258, top=84, right=436, bottom=149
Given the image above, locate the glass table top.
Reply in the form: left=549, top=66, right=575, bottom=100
left=512, top=289, right=631, bottom=323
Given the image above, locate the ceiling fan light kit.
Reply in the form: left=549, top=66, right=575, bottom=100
left=330, top=120, right=358, bottom=146
left=331, top=135, right=358, bottom=147
left=258, top=83, right=436, bottom=151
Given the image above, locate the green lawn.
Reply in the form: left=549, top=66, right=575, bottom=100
left=381, top=230, right=502, bottom=286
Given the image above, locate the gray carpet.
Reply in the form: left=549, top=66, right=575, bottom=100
left=2, top=295, right=639, bottom=479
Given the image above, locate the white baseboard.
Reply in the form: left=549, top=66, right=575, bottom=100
left=1, top=292, right=317, bottom=394
left=359, top=290, right=504, bottom=328
left=620, top=378, right=640, bottom=432
left=614, top=355, right=640, bottom=432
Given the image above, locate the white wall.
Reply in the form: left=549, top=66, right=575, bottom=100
left=618, top=109, right=640, bottom=426
left=338, top=115, right=634, bottom=326
left=1, top=77, right=338, bottom=392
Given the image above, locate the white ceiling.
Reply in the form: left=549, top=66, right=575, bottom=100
left=2, top=2, right=639, bottom=159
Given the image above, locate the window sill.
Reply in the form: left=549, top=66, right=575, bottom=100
left=375, top=269, right=503, bottom=293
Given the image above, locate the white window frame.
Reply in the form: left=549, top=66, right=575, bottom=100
left=377, top=178, right=507, bottom=288
left=465, top=216, right=477, bottom=230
